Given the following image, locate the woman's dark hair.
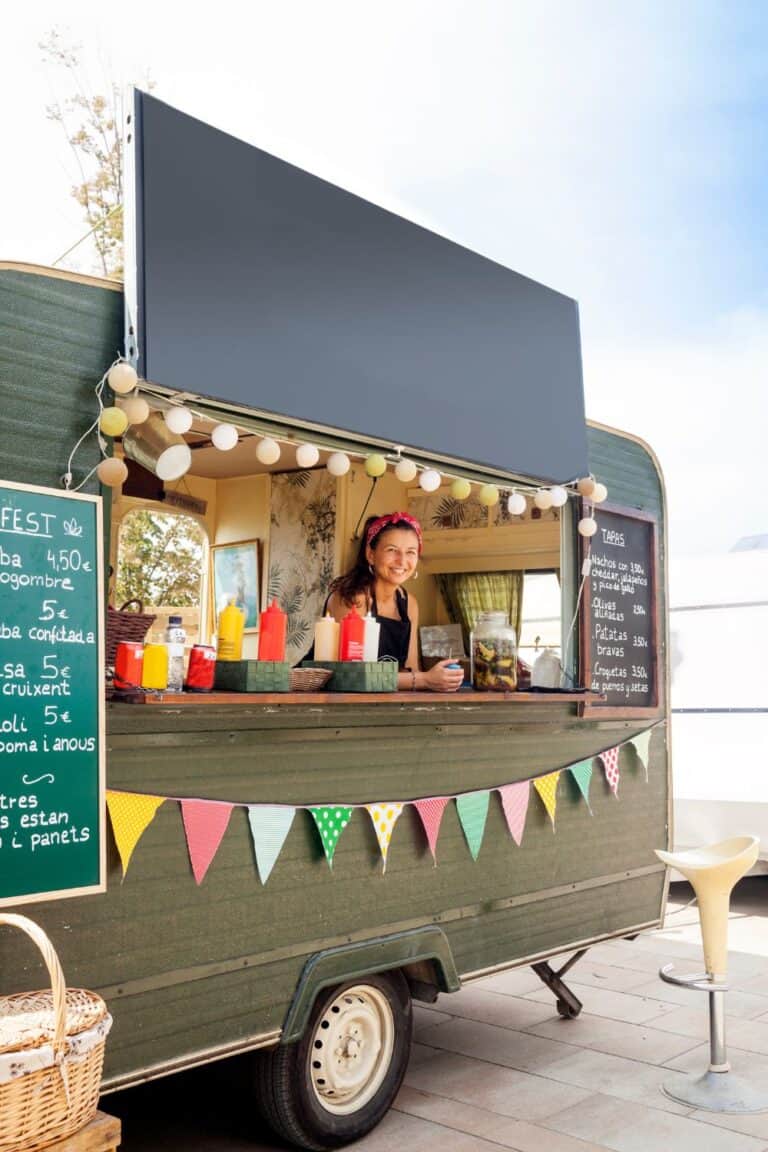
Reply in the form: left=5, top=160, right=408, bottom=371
left=329, top=515, right=420, bottom=606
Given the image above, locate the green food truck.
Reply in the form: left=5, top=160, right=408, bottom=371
left=0, top=93, right=670, bottom=1152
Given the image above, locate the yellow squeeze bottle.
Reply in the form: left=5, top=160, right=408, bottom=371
left=141, top=643, right=168, bottom=690
left=217, top=598, right=245, bottom=661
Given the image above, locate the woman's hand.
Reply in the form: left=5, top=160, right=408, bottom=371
left=422, top=659, right=465, bottom=693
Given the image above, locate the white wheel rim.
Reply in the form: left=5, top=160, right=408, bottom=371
left=308, top=984, right=395, bottom=1115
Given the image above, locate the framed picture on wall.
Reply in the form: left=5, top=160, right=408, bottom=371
left=211, top=540, right=261, bottom=631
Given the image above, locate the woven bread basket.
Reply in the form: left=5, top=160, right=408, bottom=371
left=0, top=914, right=111, bottom=1152
left=289, top=667, right=333, bottom=692
left=105, top=599, right=156, bottom=669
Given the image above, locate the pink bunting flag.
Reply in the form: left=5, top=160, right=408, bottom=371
left=599, top=746, right=621, bottom=796
left=497, top=782, right=530, bottom=846
left=414, top=797, right=449, bottom=864
left=180, top=799, right=234, bottom=885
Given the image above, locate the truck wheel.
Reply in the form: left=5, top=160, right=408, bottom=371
left=254, top=970, right=412, bottom=1150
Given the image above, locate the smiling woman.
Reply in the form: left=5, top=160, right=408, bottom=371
left=323, top=512, right=464, bottom=693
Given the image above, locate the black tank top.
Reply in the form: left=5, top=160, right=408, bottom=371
left=305, top=588, right=412, bottom=668
left=370, top=588, right=411, bottom=668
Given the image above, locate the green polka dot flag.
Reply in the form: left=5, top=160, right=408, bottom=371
left=310, top=806, right=353, bottom=868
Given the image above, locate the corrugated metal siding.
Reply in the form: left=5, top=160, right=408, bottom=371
left=0, top=267, right=121, bottom=491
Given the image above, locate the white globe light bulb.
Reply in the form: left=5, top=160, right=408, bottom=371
left=578, top=516, right=598, bottom=537
left=164, top=406, right=194, bottom=435
left=121, top=395, right=150, bottom=425
left=549, top=485, right=568, bottom=508
left=591, top=482, right=608, bottom=504
left=534, top=489, right=553, bottom=511
left=507, top=492, right=527, bottom=516
left=577, top=476, right=596, bottom=498
left=107, top=362, right=138, bottom=396
left=97, top=457, right=128, bottom=487
left=419, top=469, right=441, bottom=493
left=256, top=437, right=281, bottom=465
left=296, top=443, right=320, bottom=469
left=327, top=452, right=351, bottom=477
left=395, top=458, right=418, bottom=483
left=212, top=423, right=239, bottom=451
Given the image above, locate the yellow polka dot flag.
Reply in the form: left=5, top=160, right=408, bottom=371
left=366, top=803, right=405, bottom=872
left=533, top=771, right=561, bottom=828
left=106, top=790, right=166, bottom=878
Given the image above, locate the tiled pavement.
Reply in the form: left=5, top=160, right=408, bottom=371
left=108, top=879, right=768, bottom=1150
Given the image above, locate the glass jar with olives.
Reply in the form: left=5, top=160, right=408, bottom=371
left=470, top=611, right=517, bottom=692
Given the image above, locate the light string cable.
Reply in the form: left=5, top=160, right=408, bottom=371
left=560, top=515, right=592, bottom=689
left=63, top=355, right=122, bottom=491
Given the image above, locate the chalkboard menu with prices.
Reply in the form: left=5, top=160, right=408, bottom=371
left=0, top=480, right=105, bottom=906
left=580, top=505, right=660, bottom=717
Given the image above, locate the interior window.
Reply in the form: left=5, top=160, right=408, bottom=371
left=518, top=571, right=562, bottom=668
left=114, top=509, right=207, bottom=645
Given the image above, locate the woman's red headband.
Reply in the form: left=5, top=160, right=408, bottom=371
left=366, top=512, right=423, bottom=554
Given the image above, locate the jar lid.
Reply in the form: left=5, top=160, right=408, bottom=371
left=169, top=615, right=183, bottom=625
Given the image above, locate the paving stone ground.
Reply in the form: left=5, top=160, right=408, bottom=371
left=106, top=878, right=768, bottom=1151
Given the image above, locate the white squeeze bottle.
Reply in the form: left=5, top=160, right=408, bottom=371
left=362, top=611, right=380, bottom=662
left=314, top=614, right=340, bottom=661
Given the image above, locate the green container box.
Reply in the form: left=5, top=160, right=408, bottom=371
left=214, top=660, right=291, bottom=693
left=301, top=660, right=398, bottom=692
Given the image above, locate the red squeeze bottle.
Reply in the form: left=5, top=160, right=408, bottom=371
left=258, top=599, right=288, bottom=661
left=339, top=606, right=365, bottom=661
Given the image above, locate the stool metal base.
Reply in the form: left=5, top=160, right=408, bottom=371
left=663, top=1070, right=768, bottom=1113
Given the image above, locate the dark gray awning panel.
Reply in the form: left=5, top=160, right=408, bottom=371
left=133, top=92, right=588, bottom=482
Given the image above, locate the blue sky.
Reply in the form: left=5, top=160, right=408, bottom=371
left=2, top=1, right=766, bottom=554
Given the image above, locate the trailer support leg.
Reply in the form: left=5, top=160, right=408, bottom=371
left=531, top=948, right=587, bottom=1018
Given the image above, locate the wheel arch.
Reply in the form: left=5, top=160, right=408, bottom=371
left=280, top=925, right=460, bottom=1044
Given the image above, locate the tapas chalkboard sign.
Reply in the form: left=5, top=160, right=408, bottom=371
left=0, top=479, right=105, bottom=906
left=580, top=504, right=660, bottom=717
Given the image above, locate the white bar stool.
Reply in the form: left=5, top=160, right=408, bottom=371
left=655, top=835, right=768, bottom=1112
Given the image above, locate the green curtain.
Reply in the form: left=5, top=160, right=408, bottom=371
left=435, top=572, right=523, bottom=653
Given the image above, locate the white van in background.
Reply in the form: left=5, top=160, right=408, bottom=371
left=669, top=537, right=768, bottom=870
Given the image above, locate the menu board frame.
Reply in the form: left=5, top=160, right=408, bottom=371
left=579, top=502, right=662, bottom=719
left=0, top=479, right=106, bottom=907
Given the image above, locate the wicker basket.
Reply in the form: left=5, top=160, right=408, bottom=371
left=0, top=914, right=112, bottom=1152
left=105, top=599, right=156, bottom=669
left=289, top=667, right=333, bottom=692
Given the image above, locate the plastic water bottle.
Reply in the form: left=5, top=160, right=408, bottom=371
left=164, top=614, right=186, bottom=692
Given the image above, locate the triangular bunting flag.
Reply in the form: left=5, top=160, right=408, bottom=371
left=247, top=805, right=295, bottom=885
left=106, top=790, right=165, bottom=878
left=455, top=791, right=490, bottom=861
left=569, top=760, right=594, bottom=813
left=599, top=746, right=621, bottom=796
left=366, top=803, right=405, bottom=872
left=414, top=797, right=449, bottom=864
left=629, top=729, right=653, bottom=781
left=534, top=772, right=560, bottom=828
left=180, top=799, right=234, bottom=885
left=310, top=806, right=353, bottom=868
left=497, top=782, right=530, bottom=846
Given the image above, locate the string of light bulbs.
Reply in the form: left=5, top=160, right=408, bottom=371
left=64, top=358, right=609, bottom=537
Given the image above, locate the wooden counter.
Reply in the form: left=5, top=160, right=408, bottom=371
left=112, top=690, right=605, bottom=706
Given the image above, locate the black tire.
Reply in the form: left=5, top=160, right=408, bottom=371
left=556, top=997, right=581, bottom=1019
left=253, top=970, right=413, bottom=1150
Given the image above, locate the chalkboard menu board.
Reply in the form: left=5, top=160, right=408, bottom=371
left=580, top=504, right=660, bottom=716
left=0, top=480, right=105, bottom=906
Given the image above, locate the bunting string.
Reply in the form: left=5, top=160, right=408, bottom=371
left=105, top=725, right=661, bottom=882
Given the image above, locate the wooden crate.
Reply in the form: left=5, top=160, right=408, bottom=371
left=301, top=660, right=398, bottom=692
left=44, top=1112, right=121, bottom=1151
left=213, top=660, right=291, bottom=692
